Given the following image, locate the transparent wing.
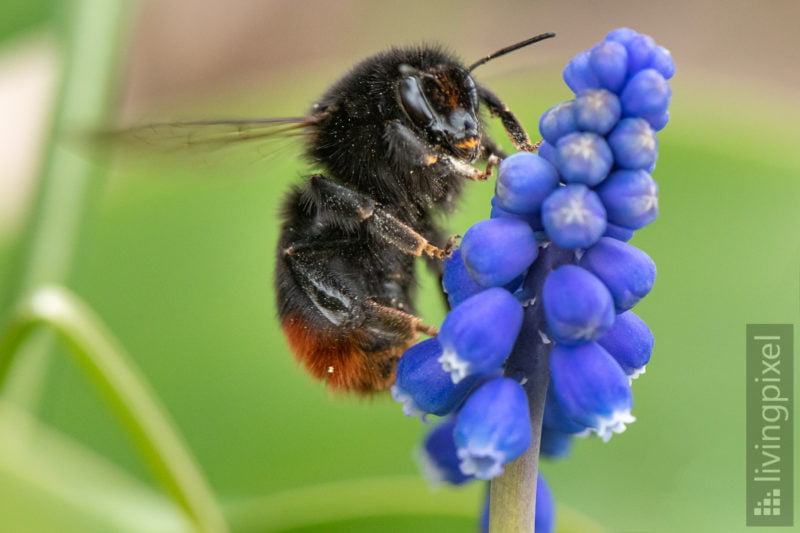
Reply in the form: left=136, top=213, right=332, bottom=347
left=104, top=116, right=319, bottom=153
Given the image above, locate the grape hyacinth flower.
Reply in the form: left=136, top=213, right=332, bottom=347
left=392, top=27, right=672, bottom=530
left=391, top=338, right=481, bottom=418
left=419, top=417, right=473, bottom=486
left=454, top=377, right=532, bottom=479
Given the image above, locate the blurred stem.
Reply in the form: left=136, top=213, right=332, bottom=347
left=489, top=245, right=574, bottom=533
left=225, top=475, right=478, bottom=532
left=1, top=0, right=129, bottom=409
left=0, top=286, right=229, bottom=533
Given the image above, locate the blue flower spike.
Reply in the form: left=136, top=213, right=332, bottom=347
left=438, top=288, right=523, bottom=383
left=394, top=29, right=671, bottom=525
left=419, top=418, right=473, bottom=486
left=460, top=218, right=539, bottom=287
left=550, top=342, right=635, bottom=442
left=454, top=377, right=531, bottom=479
left=391, top=338, right=480, bottom=418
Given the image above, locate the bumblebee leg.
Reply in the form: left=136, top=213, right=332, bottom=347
left=477, top=84, right=535, bottom=152
left=480, top=134, right=508, bottom=159
left=282, top=244, right=434, bottom=343
left=364, top=300, right=438, bottom=337
left=282, top=241, right=365, bottom=328
left=306, top=175, right=454, bottom=259
left=384, top=120, right=497, bottom=181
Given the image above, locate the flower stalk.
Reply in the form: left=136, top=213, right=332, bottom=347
left=488, top=244, right=574, bottom=532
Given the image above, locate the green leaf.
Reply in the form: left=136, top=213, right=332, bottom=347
left=0, top=401, right=190, bottom=533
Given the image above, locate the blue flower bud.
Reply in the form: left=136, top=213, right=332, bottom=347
left=480, top=473, right=555, bottom=533
left=563, top=50, right=600, bottom=93
left=597, top=310, right=654, bottom=377
left=543, top=384, right=589, bottom=434
left=541, top=184, right=607, bottom=249
left=535, top=474, right=556, bottom=533
left=461, top=218, right=538, bottom=287
left=589, top=39, right=628, bottom=93
left=603, top=221, right=634, bottom=242
left=555, top=132, right=613, bottom=186
left=550, top=342, right=635, bottom=441
left=605, top=27, right=638, bottom=47
left=537, top=140, right=557, bottom=167
left=543, top=264, right=615, bottom=345
left=539, top=100, right=578, bottom=144
left=540, top=426, right=574, bottom=460
left=624, top=33, right=657, bottom=74
left=620, top=69, right=671, bottom=118
left=419, top=418, right=473, bottom=485
left=495, top=152, right=559, bottom=215
left=573, top=89, right=621, bottom=135
left=392, top=338, right=480, bottom=417
left=442, top=249, right=485, bottom=308
left=649, top=45, right=675, bottom=79
left=438, top=288, right=523, bottom=382
left=607, top=117, right=657, bottom=170
left=454, top=377, right=531, bottom=479
left=595, top=169, right=658, bottom=230
left=489, top=198, right=544, bottom=232
left=579, top=237, right=656, bottom=312
left=641, top=109, right=670, bottom=131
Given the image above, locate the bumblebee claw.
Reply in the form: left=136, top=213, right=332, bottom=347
left=416, top=322, right=439, bottom=337
left=443, top=235, right=461, bottom=256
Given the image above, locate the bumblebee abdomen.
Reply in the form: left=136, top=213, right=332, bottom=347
left=281, top=313, right=407, bottom=393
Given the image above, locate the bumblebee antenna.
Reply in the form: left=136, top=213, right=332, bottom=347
left=468, top=32, right=556, bottom=72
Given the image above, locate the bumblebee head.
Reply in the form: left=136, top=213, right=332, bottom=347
left=397, top=64, right=481, bottom=161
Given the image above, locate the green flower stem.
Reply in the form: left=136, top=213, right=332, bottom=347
left=487, top=370, right=547, bottom=533
left=489, top=245, right=574, bottom=532
left=0, top=286, right=228, bottom=533
left=2, top=0, right=130, bottom=409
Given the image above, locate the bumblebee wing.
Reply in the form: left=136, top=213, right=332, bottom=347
left=103, top=116, right=319, bottom=153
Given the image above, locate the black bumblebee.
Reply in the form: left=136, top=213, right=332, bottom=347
left=275, top=34, right=554, bottom=393
left=118, top=33, right=554, bottom=393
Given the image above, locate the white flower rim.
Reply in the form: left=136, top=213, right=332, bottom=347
left=390, top=384, right=423, bottom=418
left=438, top=347, right=470, bottom=384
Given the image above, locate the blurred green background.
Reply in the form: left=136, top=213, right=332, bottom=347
left=1, top=1, right=798, bottom=532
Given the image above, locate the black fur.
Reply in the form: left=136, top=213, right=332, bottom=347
left=275, top=44, right=531, bottom=391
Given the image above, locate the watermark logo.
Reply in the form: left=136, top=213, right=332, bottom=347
left=746, top=325, right=793, bottom=527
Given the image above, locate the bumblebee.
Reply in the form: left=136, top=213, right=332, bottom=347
left=274, top=34, right=555, bottom=392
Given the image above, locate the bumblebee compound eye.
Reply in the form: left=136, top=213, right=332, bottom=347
left=398, top=75, right=436, bottom=128
left=465, top=74, right=479, bottom=110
